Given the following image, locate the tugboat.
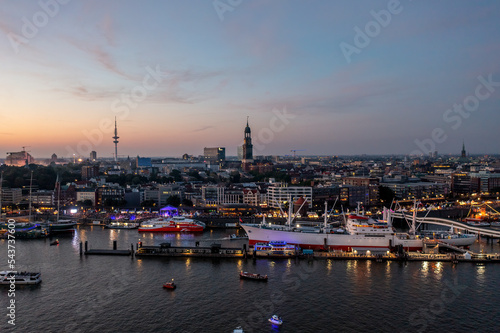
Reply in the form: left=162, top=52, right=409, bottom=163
left=268, top=315, right=283, bottom=326
left=163, top=279, right=176, bottom=290
left=239, top=271, right=268, bottom=281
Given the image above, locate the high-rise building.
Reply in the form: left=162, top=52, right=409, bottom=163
left=6, top=150, right=34, bottom=167
left=82, top=165, right=100, bottom=180
left=113, top=117, right=119, bottom=163
left=90, top=151, right=97, bottom=161
left=241, top=117, right=253, bottom=163
left=204, top=147, right=225, bottom=163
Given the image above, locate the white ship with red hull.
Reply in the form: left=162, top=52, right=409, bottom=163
left=242, top=202, right=475, bottom=252
left=242, top=214, right=422, bottom=252
left=138, top=216, right=205, bottom=232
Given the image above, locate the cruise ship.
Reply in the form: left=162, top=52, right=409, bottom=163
left=241, top=203, right=475, bottom=252
left=138, top=216, right=205, bottom=232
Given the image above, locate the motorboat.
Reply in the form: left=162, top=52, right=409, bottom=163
left=239, top=271, right=268, bottom=281
left=0, top=271, right=42, bottom=285
left=229, top=234, right=248, bottom=240
left=233, top=326, right=244, bottom=333
left=163, top=279, right=176, bottom=290
left=268, top=315, right=283, bottom=326
left=50, top=239, right=59, bottom=246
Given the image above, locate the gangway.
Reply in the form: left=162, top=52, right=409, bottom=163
left=392, top=213, right=500, bottom=238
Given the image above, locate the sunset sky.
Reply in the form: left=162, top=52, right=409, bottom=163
left=1, top=0, right=499, bottom=159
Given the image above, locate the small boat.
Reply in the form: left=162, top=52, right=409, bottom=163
left=163, top=279, right=176, bottom=290
left=239, top=271, right=268, bottom=281
left=230, top=234, right=248, bottom=240
left=268, top=315, right=283, bottom=326
left=50, top=239, right=59, bottom=246
left=233, top=326, right=244, bottom=333
left=0, top=271, right=42, bottom=285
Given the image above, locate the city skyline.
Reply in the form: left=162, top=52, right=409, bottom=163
left=1, top=1, right=500, bottom=158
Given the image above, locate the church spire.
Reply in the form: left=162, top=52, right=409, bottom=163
left=242, top=117, right=253, bottom=162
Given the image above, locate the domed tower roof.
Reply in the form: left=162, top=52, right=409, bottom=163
left=245, top=117, right=251, bottom=134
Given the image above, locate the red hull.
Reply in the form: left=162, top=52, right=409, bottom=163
left=138, top=226, right=204, bottom=232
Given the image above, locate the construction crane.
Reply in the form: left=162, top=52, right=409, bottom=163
left=290, top=149, right=305, bottom=158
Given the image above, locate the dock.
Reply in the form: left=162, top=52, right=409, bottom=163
left=133, top=241, right=500, bottom=264
left=80, top=240, right=133, bottom=256
left=85, top=249, right=132, bottom=256
left=135, top=243, right=247, bottom=258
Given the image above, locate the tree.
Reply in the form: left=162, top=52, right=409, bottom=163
left=169, top=170, right=182, bottom=182
left=379, top=186, right=395, bottom=207
left=166, top=195, right=181, bottom=207
left=182, top=198, right=193, bottom=207
left=141, top=200, right=157, bottom=208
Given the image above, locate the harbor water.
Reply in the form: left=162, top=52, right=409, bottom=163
left=1, top=226, right=500, bottom=333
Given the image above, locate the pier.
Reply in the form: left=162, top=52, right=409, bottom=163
left=80, top=240, right=133, bottom=256
left=136, top=242, right=248, bottom=258
left=132, top=242, right=500, bottom=264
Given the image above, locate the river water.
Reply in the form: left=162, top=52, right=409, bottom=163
left=1, top=226, right=500, bottom=333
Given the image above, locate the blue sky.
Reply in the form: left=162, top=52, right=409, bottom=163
left=0, top=0, right=499, bottom=158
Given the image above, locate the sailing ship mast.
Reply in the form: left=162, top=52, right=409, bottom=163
left=0, top=171, right=3, bottom=219
left=56, top=174, right=60, bottom=222
left=28, top=170, right=33, bottom=223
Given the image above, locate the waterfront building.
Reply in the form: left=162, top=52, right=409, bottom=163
left=141, top=185, right=183, bottom=207
left=96, top=187, right=125, bottom=206
left=30, top=191, right=54, bottom=206
left=381, top=182, right=449, bottom=200
left=343, top=177, right=379, bottom=187
left=267, top=183, right=312, bottom=209
left=76, top=189, right=96, bottom=206
left=470, top=171, right=500, bottom=193
left=451, top=173, right=471, bottom=195
left=0, top=188, right=23, bottom=205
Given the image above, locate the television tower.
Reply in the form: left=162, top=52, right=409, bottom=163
left=113, top=117, right=119, bottom=163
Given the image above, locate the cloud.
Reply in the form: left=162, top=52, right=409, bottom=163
left=98, top=14, right=114, bottom=46
left=192, top=126, right=214, bottom=133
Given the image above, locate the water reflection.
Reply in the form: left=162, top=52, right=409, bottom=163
left=476, top=264, right=486, bottom=284
left=326, top=259, right=333, bottom=272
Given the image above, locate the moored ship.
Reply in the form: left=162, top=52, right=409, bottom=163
left=241, top=202, right=475, bottom=252
left=138, top=216, right=205, bottom=232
